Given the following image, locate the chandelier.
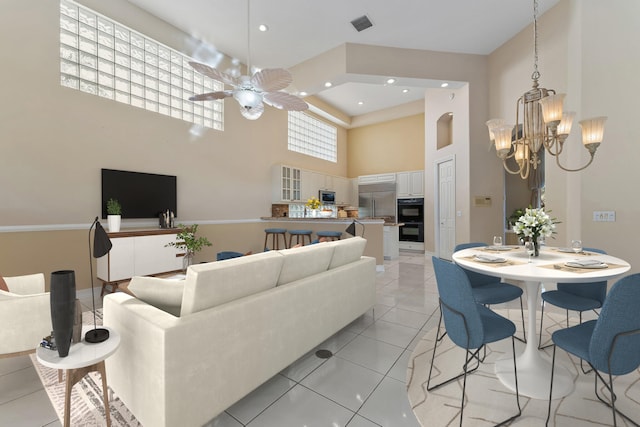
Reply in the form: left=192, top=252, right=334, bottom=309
left=486, top=0, right=606, bottom=179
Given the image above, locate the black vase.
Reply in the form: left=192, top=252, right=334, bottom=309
left=50, top=270, right=76, bottom=357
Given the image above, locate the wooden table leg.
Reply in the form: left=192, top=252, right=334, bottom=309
left=63, top=361, right=111, bottom=427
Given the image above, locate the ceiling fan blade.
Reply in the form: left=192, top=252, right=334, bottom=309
left=189, top=61, right=238, bottom=87
left=263, top=92, right=309, bottom=111
left=251, top=68, right=293, bottom=92
left=189, top=91, right=232, bottom=101
left=240, top=102, right=264, bottom=120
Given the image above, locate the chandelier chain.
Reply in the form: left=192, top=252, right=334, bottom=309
left=532, top=0, right=540, bottom=81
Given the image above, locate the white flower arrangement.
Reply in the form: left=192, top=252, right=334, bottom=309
left=512, top=208, right=558, bottom=242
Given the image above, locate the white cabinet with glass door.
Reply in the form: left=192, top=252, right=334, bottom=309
left=272, top=165, right=301, bottom=202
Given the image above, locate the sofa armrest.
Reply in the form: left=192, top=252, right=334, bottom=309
left=0, top=291, right=51, bottom=355
left=102, top=292, right=181, bottom=427
left=4, top=273, right=45, bottom=295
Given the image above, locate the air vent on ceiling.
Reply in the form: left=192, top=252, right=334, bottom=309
left=351, top=15, right=373, bottom=32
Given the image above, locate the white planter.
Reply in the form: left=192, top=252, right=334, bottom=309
left=107, top=215, right=121, bottom=232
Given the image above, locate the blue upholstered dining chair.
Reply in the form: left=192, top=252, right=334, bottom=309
left=429, top=256, right=521, bottom=426
left=546, top=273, right=640, bottom=427
left=454, top=243, right=526, bottom=343
left=539, top=248, right=608, bottom=359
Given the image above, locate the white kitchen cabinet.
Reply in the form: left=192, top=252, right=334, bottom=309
left=358, top=173, right=396, bottom=184
left=333, top=177, right=349, bottom=205
left=397, top=170, right=424, bottom=197
left=272, top=164, right=302, bottom=202
left=383, top=226, right=400, bottom=260
left=97, top=230, right=184, bottom=285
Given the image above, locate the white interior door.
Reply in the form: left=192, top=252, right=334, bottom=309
left=436, top=158, right=455, bottom=259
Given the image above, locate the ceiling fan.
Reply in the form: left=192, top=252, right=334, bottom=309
left=188, top=62, right=308, bottom=120
left=188, top=0, right=308, bottom=120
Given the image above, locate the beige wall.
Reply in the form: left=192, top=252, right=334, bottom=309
left=347, top=114, right=425, bottom=177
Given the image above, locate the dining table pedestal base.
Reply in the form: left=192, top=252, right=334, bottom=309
left=495, top=279, right=574, bottom=399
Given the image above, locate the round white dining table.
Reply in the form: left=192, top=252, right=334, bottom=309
left=452, top=245, right=630, bottom=399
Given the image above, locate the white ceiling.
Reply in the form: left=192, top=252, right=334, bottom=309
left=125, top=0, right=560, bottom=118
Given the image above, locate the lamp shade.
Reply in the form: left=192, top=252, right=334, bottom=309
left=345, top=221, right=356, bottom=236
left=557, top=111, right=575, bottom=136
left=579, top=117, right=607, bottom=146
left=493, top=124, right=514, bottom=155
left=93, top=220, right=112, bottom=258
left=486, top=118, right=506, bottom=141
left=539, top=93, right=565, bottom=125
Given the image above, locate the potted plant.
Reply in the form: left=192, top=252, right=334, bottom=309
left=165, top=224, right=212, bottom=270
left=106, top=198, right=122, bottom=232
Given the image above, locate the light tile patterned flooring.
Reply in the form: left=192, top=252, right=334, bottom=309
left=1, top=252, right=583, bottom=426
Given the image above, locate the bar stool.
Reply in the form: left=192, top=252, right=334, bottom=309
left=316, top=230, right=342, bottom=241
left=288, top=229, right=313, bottom=247
left=264, top=228, right=287, bottom=250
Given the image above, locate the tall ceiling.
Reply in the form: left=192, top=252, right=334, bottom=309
left=125, top=0, right=560, bottom=119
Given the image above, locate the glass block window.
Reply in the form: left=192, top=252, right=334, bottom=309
left=288, top=111, right=337, bottom=162
left=59, top=0, right=224, bottom=130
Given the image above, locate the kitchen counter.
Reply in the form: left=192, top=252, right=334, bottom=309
left=261, top=217, right=385, bottom=266
left=261, top=217, right=382, bottom=222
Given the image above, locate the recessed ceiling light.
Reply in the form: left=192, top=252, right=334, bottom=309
left=386, top=78, right=396, bottom=85
left=324, top=81, right=333, bottom=88
left=402, top=89, right=410, bottom=93
left=357, top=101, right=364, bottom=105
left=441, top=82, right=449, bottom=88
left=299, top=91, right=308, bottom=97
left=258, top=24, right=268, bottom=32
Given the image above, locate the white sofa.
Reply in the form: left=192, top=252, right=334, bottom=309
left=103, top=236, right=376, bottom=427
left=0, top=273, right=52, bottom=357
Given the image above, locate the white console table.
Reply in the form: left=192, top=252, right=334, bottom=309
left=96, top=229, right=184, bottom=295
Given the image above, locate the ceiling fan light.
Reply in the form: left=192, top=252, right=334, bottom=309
left=240, top=102, right=264, bottom=120
left=233, top=89, right=263, bottom=108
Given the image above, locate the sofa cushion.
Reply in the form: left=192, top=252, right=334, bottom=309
left=327, top=236, right=367, bottom=270
left=181, top=251, right=284, bottom=316
left=277, top=243, right=334, bottom=286
left=123, top=276, right=184, bottom=317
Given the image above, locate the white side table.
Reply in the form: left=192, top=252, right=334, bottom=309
left=36, top=327, right=120, bottom=427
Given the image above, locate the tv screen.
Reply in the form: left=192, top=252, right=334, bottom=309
left=101, top=169, right=177, bottom=219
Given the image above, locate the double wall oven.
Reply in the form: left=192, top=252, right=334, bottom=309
left=397, top=198, right=424, bottom=243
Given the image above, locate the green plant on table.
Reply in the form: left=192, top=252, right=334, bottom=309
left=106, top=198, right=122, bottom=215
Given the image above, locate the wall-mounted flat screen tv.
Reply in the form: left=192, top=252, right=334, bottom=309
left=101, top=169, right=177, bottom=219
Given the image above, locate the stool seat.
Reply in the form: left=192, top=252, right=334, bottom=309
left=264, top=228, right=287, bottom=250
left=265, top=228, right=287, bottom=234
left=316, top=230, right=342, bottom=241
left=288, top=229, right=313, bottom=247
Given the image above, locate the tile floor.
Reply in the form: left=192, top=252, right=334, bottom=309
left=0, top=251, right=564, bottom=427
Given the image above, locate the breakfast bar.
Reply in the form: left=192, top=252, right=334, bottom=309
left=260, top=217, right=392, bottom=266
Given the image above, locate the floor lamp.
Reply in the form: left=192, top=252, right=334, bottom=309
left=345, top=219, right=365, bottom=237
left=85, top=217, right=112, bottom=343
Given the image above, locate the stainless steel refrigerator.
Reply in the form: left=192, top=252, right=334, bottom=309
left=358, top=182, right=397, bottom=221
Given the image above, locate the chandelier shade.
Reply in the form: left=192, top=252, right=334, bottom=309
left=486, top=0, right=606, bottom=179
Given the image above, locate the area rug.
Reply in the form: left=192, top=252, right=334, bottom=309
left=30, top=310, right=141, bottom=427
left=407, top=309, right=640, bottom=426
